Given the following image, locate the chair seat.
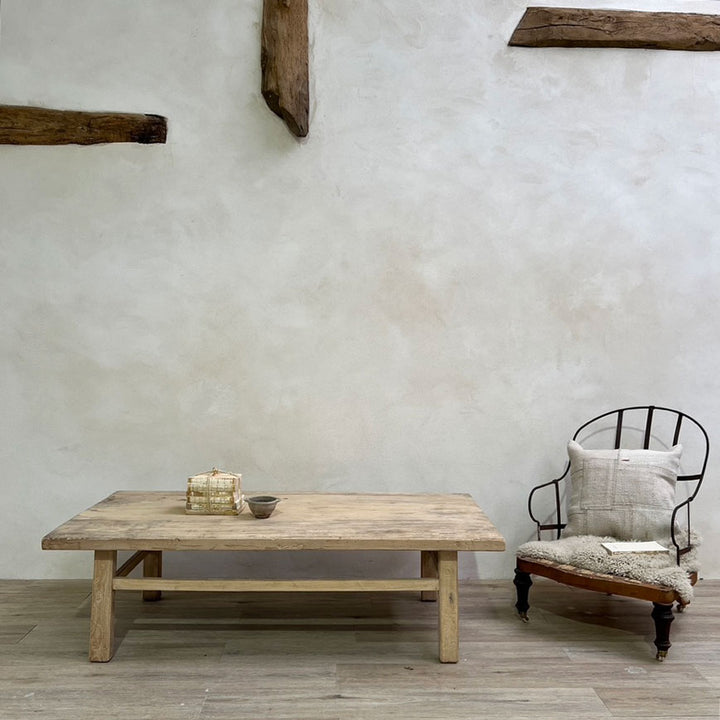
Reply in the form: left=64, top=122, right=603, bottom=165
left=515, top=406, right=709, bottom=659
left=516, top=556, right=697, bottom=605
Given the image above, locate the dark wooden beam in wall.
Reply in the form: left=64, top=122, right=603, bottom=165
left=261, top=0, right=309, bottom=138
left=509, top=7, right=720, bottom=51
left=0, top=105, right=167, bottom=145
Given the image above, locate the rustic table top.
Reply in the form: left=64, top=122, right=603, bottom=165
left=42, top=491, right=506, bottom=553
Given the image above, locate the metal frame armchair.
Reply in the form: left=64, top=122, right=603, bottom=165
left=514, top=405, right=709, bottom=660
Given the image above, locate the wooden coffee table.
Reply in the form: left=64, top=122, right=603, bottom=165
left=42, top=491, right=505, bottom=663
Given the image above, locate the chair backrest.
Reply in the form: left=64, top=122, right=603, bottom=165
left=528, top=405, right=709, bottom=553
left=571, top=406, right=709, bottom=502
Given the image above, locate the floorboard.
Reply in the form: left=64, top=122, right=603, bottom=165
left=0, top=578, right=718, bottom=719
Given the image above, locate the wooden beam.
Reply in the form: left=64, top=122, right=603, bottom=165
left=115, top=551, right=148, bottom=578
left=261, top=0, right=309, bottom=138
left=113, top=578, right=439, bottom=592
left=509, top=7, right=720, bottom=51
left=0, top=105, right=167, bottom=145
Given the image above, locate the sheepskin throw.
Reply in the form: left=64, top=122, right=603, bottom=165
left=517, top=535, right=699, bottom=603
left=564, top=441, right=682, bottom=541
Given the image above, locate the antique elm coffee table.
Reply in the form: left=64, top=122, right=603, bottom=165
left=42, top=491, right=505, bottom=663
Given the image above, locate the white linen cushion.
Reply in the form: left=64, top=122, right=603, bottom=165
left=564, top=440, right=682, bottom=541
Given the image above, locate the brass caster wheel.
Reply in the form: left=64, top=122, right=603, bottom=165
left=518, top=611, right=529, bottom=623
left=676, top=603, right=686, bottom=613
left=656, top=650, right=667, bottom=662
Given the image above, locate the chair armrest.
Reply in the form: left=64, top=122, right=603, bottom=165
left=670, top=497, right=694, bottom=565
left=528, top=462, right=570, bottom=540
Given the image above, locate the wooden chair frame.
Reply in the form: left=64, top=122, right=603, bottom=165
left=514, top=405, right=709, bottom=660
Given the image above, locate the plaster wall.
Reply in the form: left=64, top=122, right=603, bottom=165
left=1, top=0, right=719, bottom=580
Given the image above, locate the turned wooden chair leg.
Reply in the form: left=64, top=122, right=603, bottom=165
left=514, top=567, right=532, bottom=622
left=652, top=602, right=675, bottom=661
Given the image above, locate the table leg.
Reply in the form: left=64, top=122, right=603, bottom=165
left=437, top=550, right=459, bottom=663
left=89, top=550, right=116, bottom=662
left=143, top=551, right=163, bottom=602
left=421, top=550, right=438, bottom=602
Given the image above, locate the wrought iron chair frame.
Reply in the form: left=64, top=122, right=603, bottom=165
left=515, top=405, right=709, bottom=660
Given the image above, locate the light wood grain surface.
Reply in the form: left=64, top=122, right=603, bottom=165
left=42, top=491, right=506, bottom=552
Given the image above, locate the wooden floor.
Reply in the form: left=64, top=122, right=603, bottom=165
left=1, top=578, right=719, bottom=719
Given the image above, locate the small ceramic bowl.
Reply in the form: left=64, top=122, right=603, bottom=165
left=246, top=495, right=280, bottom=519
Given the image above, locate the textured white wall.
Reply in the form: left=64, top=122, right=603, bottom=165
left=1, top=0, right=719, bottom=580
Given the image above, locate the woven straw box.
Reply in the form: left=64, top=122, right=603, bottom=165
left=185, top=468, right=244, bottom=515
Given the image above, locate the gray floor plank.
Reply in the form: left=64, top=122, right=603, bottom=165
left=0, top=579, right=717, bottom=720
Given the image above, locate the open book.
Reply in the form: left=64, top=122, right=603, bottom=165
left=601, top=541, right=670, bottom=555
